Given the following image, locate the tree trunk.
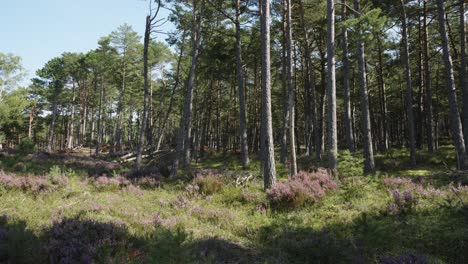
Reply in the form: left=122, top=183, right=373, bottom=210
left=341, top=0, right=355, bottom=152
left=235, top=0, right=250, bottom=168
left=437, top=0, right=467, bottom=169
left=460, top=0, right=468, bottom=151
left=261, top=0, right=276, bottom=189
left=423, top=1, right=434, bottom=152
left=327, top=0, right=338, bottom=170
left=280, top=0, right=288, bottom=164
left=67, top=83, right=76, bottom=149
left=136, top=15, right=152, bottom=170
left=354, top=0, right=375, bottom=174
left=286, top=0, right=297, bottom=175
left=171, top=0, right=205, bottom=177
left=401, top=0, right=417, bottom=167
left=47, top=102, right=59, bottom=152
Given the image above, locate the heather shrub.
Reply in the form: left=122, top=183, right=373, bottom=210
left=267, top=169, right=337, bottom=210
left=16, top=138, right=37, bottom=156
left=0, top=171, right=67, bottom=194
left=92, top=175, right=130, bottom=191
left=45, top=217, right=131, bottom=263
left=388, top=189, right=417, bottom=215
left=134, top=176, right=162, bottom=189
left=192, top=174, right=224, bottom=195
left=379, top=253, right=428, bottom=264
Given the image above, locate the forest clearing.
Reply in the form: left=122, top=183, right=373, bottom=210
left=1, top=0, right=468, bottom=263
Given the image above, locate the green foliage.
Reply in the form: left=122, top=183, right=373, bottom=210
left=15, top=138, right=37, bottom=156
left=338, top=150, right=364, bottom=177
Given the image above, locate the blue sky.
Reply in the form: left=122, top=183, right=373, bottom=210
left=0, top=0, right=174, bottom=85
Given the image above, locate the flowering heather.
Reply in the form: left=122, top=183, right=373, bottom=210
left=240, top=190, right=263, bottom=204
left=379, top=253, right=428, bottom=264
left=267, top=169, right=337, bottom=210
left=0, top=171, right=67, bottom=193
left=92, top=175, right=130, bottom=191
left=388, top=189, right=417, bottom=215
left=45, top=217, right=130, bottom=263
left=382, top=177, right=444, bottom=196
left=133, top=176, right=162, bottom=189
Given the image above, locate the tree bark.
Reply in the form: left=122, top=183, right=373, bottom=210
left=401, top=0, right=417, bottom=167
left=261, top=0, right=276, bottom=189
left=460, top=0, right=468, bottom=151
left=354, top=0, right=375, bottom=174
left=171, top=0, right=205, bottom=177
left=437, top=0, right=467, bottom=169
left=327, top=0, right=338, bottom=170
left=286, top=0, right=297, bottom=175
left=423, top=1, right=434, bottom=152
left=341, top=0, right=355, bottom=153
left=235, top=0, right=250, bottom=168
left=136, top=15, right=152, bottom=170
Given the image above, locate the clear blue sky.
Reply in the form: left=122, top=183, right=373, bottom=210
left=0, top=0, right=174, bottom=85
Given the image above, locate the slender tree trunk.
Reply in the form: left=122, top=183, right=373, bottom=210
left=401, top=0, right=417, bottom=167
left=155, top=31, right=187, bottom=152
left=67, top=84, right=76, bottom=149
left=423, top=1, right=434, bottom=152
left=47, top=102, right=59, bottom=152
left=437, top=0, right=467, bottom=169
left=460, top=0, right=468, bottom=151
left=261, top=0, right=276, bottom=189
left=136, top=15, right=152, bottom=170
left=354, top=0, right=375, bottom=174
left=280, top=0, right=288, bottom=164
left=286, top=0, right=297, bottom=175
left=95, top=77, right=104, bottom=156
left=327, top=0, right=338, bottom=170
left=341, top=0, right=355, bottom=152
left=235, top=0, right=250, bottom=168
left=171, top=0, right=205, bottom=177
left=376, top=36, right=388, bottom=151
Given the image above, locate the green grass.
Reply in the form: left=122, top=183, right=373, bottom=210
left=0, top=147, right=467, bottom=263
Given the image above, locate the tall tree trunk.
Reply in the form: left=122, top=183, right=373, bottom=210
left=261, top=0, right=276, bottom=189
left=341, top=0, right=355, bottom=152
left=235, top=0, right=250, bottom=168
left=286, top=0, right=297, bottom=175
left=376, top=36, right=388, bottom=151
left=437, top=0, right=467, bottom=169
left=47, top=102, right=59, bottom=152
left=171, top=0, right=205, bottom=177
left=423, top=1, right=434, bottom=152
left=354, top=0, right=375, bottom=174
left=95, top=77, right=104, bottom=156
left=327, top=0, right=338, bottom=170
left=460, top=0, right=468, bottom=151
left=280, top=0, right=288, bottom=164
left=401, top=0, right=417, bottom=167
left=299, top=0, right=319, bottom=160
left=155, top=31, right=187, bottom=152
left=136, top=15, right=152, bottom=170
left=67, top=84, right=76, bottom=149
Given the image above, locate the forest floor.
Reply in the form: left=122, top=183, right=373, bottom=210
left=0, top=146, right=467, bottom=263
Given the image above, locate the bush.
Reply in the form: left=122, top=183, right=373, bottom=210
left=388, top=189, right=417, bottom=215
left=45, top=217, right=131, bottom=263
left=16, top=138, right=37, bottom=156
left=92, top=175, right=130, bottom=191
left=267, top=169, right=337, bottom=210
left=0, top=171, right=67, bottom=194
left=192, top=174, right=224, bottom=195
left=338, top=150, right=364, bottom=177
